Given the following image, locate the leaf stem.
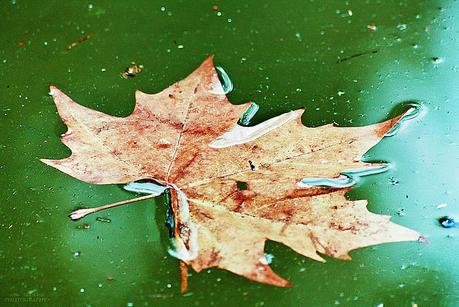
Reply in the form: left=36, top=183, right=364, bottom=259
left=68, top=194, right=157, bottom=221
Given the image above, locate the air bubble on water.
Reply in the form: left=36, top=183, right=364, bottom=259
left=432, top=57, right=444, bottom=64
left=384, top=103, right=422, bottom=137
left=439, top=216, right=456, bottom=228
left=396, top=208, right=406, bottom=216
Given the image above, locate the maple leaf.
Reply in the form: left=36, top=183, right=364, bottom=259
left=42, top=56, right=421, bottom=288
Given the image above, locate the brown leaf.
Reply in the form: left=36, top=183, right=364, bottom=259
left=42, top=56, right=421, bottom=287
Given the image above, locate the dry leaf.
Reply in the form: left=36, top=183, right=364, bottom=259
left=42, top=56, right=421, bottom=288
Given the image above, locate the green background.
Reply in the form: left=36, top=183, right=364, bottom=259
left=1, top=0, right=458, bottom=306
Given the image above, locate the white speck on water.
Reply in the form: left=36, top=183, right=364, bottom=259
left=295, top=32, right=302, bottom=42
left=337, top=90, right=345, bottom=96
left=80, top=288, right=85, bottom=293
left=28, top=289, right=37, bottom=295
left=437, top=203, right=448, bottom=209
left=177, top=44, right=184, bottom=49
left=397, top=23, right=407, bottom=31
left=166, top=283, right=172, bottom=288
left=160, top=6, right=165, bottom=12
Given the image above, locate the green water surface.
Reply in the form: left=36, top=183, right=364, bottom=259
left=1, top=0, right=459, bottom=306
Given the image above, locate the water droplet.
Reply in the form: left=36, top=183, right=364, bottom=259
left=96, top=217, right=111, bottom=223
left=439, top=216, right=456, bottom=228
left=123, top=180, right=166, bottom=195
left=298, top=175, right=355, bottom=188
left=215, top=66, right=233, bottom=94
left=259, top=253, right=274, bottom=265
left=384, top=103, right=422, bottom=137
left=432, top=56, right=444, bottom=64
left=238, top=102, right=259, bottom=126
left=298, top=165, right=390, bottom=188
